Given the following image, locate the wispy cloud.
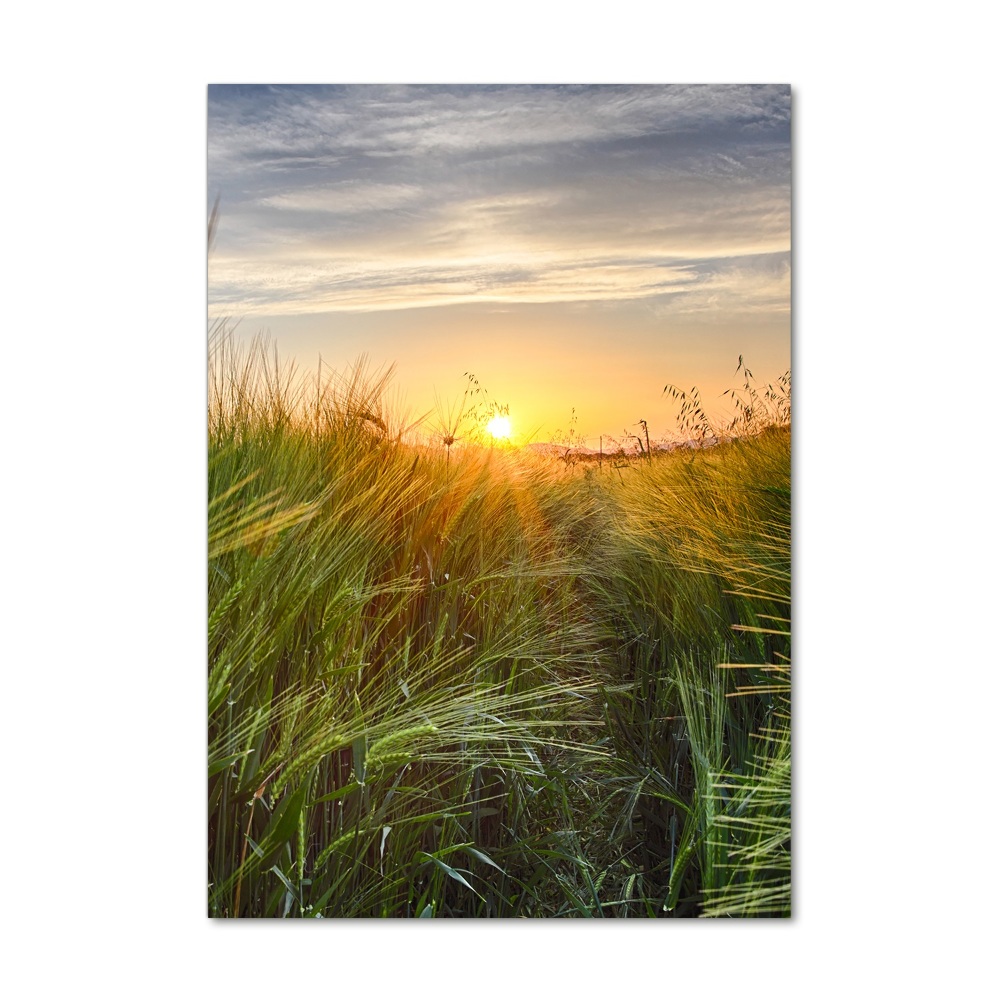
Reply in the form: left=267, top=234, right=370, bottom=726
left=208, top=85, right=790, bottom=318
left=258, top=182, right=425, bottom=214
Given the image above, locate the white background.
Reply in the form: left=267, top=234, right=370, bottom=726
left=3, top=2, right=996, bottom=996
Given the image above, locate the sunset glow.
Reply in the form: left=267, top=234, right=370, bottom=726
left=208, top=85, right=790, bottom=444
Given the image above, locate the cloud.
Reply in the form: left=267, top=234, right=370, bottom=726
left=258, top=182, right=424, bottom=214
left=209, top=84, right=789, bottom=166
left=208, top=85, right=790, bottom=319
left=208, top=247, right=789, bottom=319
left=649, top=253, right=792, bottom=317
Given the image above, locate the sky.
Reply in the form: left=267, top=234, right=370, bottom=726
left=208, top=84, right=791, bottom=446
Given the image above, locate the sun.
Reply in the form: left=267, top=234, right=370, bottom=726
left=486, top=415, right=512, bottom=440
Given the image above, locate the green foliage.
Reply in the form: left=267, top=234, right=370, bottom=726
left=580, top=424, right=791, bottom=916
left=208, top=334, right=791, bottom=917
